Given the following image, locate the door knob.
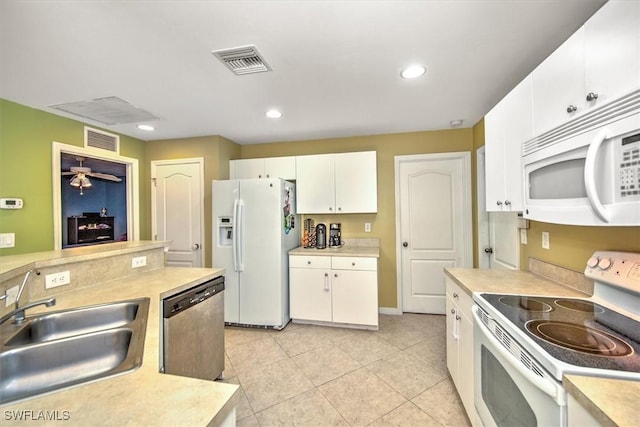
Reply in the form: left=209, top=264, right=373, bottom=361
left=484, top=247, right=493, bottom=254
left=402, top=242, right=408, bottom=247
left=192, top=243, right=200, bottom=250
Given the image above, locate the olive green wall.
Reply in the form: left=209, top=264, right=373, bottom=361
left=145, top=135, right=240, bottom=267
left=241, top=129, right=474, bottom=308
left=470, top=116, right=640, bottom=273
left=0, top=99, right=148, bottom=255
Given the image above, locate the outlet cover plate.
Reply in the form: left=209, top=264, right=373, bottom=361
left=132, top=256, right=147, bottom=268
left=45, top=271, right=71, bottom=289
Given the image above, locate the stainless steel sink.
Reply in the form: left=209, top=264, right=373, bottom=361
left=0, top=298, right=149, bottom=405
left=4, top=300, right=140, bottom=346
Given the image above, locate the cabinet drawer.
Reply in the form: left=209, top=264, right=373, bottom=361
left=446, top=278, right=473, bottom=318
left=289, top=255, right=331, bottom=269
left=331, top=256, right=377, bottom=271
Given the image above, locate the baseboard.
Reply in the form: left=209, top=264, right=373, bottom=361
left=379, top=307, right=402, bottom=315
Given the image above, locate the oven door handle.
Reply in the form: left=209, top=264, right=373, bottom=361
left=472, top=306, right=560, bottom=400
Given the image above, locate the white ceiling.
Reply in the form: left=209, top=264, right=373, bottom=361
left=0, top=0, right=607, bottom=145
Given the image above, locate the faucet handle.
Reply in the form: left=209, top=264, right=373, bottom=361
left=0, top=294, right=7, bottom=302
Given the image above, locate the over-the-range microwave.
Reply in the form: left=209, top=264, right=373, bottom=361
left=522, top=89, right=640, bottom=226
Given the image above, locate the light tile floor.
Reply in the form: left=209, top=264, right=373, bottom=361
left=221, top=313, right=472, bottom=426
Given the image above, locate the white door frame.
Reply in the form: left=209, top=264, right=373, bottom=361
left=52, top=142, right=140, bottom=250
left=477, top=146, right=490, bottom=269
left=150, top=157, right=205, bottom=268
left=394, top=151, right=473, bottom=314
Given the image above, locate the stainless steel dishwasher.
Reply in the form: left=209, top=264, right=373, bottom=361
left=161, top=276, right=225, bottom=381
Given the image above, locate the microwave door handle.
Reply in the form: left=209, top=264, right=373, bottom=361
left=584, top=128, right=611, bottom=223
left=472, top=307, right=561, bottom=401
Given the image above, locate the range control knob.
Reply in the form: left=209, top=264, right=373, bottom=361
left=598, top=258, right=613, bottom=271
left=587, top=256, right=600, bottom=269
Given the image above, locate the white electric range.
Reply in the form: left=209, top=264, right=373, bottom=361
left=472, top=251, right=640, bottom=427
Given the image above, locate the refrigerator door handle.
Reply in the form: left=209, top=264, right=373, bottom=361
left=236, top=199, right=245, bottom=271
left=232, top=199, right=240, bottom=272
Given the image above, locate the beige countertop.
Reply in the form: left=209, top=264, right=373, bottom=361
left=289, top=246, right=379, bottom=258
left=1, top=266, right=238, bottom=426
left=444, top=268, right=637, bottom=427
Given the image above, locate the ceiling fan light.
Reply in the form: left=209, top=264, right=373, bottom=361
left=80, top=176, right=92, bottom=187
left=70, top=175, right=81, bottom=187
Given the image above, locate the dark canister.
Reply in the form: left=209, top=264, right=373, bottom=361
left=315, top=223, right=326, bottom=249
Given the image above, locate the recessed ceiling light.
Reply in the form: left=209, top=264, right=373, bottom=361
left=449, top=119, right=464, bottom=128
left=401, top=65, right=426, bottom=79
left=266, top=110, right=282, bottom=119
left=137, top=124, right=155, bottom=131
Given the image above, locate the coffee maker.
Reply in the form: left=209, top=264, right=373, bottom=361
left=315, top=224, right=327, bottom=249
left=329, top=223, right=342, bottom=248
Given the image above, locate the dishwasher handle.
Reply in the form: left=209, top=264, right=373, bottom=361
left=163, top=276, right=224, bottom=319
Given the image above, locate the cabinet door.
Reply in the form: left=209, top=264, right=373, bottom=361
left=290, top=268, right=332, bottom=322
left=532, top=29, right=586, bottom=135
left=332, top=269, right=378, bottom=326
left=231, top=159, right=264, bottom=179
left=458, top=308, right=475, bottom=419
left=296, top=154, right=335, bottom=213
left=334, top=151, right=377, bottom=213
left=584, top=0, right=640, bottom=106
left=264, top=156, right=296, bottom=180
left=485, top=77, right=532, bottom=211
left=445, top=293, right=459, bottom=383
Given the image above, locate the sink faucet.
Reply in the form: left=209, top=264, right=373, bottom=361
left=0, top=269, right=56, bottom=325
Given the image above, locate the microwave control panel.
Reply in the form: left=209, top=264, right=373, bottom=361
left=619, top=132, right=640, bottom=198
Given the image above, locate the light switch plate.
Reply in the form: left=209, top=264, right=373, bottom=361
left=520, top=229, right=528, bottom=245
left=5, top=285, right=19, bottom=307
left=0, top=233, right=15, bottom=248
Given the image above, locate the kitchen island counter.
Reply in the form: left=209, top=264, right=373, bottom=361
left=445, top=267, right=636, bottom=427
left=1, top=246, right=237, bottom=426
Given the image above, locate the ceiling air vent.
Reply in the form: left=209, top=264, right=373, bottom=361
left=85, top=127, right=119, bottom=153
left=49, top=96, right=159, bottom=125
left=212, top=45, right=272, bottom=75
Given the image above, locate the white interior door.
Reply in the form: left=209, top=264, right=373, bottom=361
left=152, top=158, right=204, bottom=267
left=396, top=153, right=472, bottom=314
left=489, top=212, right=520, bottom=270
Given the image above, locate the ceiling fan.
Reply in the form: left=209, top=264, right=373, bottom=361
left=62, top=157, right=122, bottom=195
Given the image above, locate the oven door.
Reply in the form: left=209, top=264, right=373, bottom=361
left=472, top=306, right=566, bottom=427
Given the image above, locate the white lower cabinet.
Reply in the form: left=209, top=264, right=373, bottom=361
left=445, top=277, right=476, bottom=425
left=289, top=255, right=378, bottom=329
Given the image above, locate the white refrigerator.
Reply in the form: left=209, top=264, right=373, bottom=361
left=212, top=178, right=299, bottom=329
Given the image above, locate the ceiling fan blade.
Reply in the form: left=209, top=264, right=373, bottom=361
left=87, top=172, right=122, bottom=182
left=61, top=172, right=76, bottom=176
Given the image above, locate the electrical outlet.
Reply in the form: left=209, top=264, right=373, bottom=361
left=0, top=233, right=15, bottom=248
left=45, top=271, right=71, bottom=289
left=520, top=229, right=528, bottom=245
left=364, top=223, right=372, bottom=233
left=542, top=232, right=550, bottom=250
left=5, top=285, right=19, bottom=307
left=132, top=256, right=147, bottom=268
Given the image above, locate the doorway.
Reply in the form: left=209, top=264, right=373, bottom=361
left=395, top=152, right=472, bottom=314
left=53, top=142, right=140, bottom=250
left=151, top=158, right=205, bottom=267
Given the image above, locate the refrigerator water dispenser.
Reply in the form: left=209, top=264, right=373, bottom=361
left=218, top=217, right=233, bottom=246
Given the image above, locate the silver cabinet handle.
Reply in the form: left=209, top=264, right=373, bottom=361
left=496, top=201, right=503, bottom=206
left=192, top=243, right=200, bottom=250
left=329, top=207, right=333, bottom=211
left=566, top=104, right=578, bottom=113
left=504, top=200, right=511, bottom=206
left=351, top=262, right=356, bottom=266
left=324, top=272, right=329, bottom=291
left=456, top=315, right=461, bottom=320
left=307, top=260, right=311, bottom=265
left=451, top=308, right=455, bottom=315
left=453, top=293, right=458, bottom=299
left=337, top=207, right=342, bottom=211
left=586, top=92, right=599, bottom=102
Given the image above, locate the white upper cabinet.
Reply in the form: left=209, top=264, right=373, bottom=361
left=230, top=156, right=296, bottom=180
left=296, top=151, right=377, bottom=214
left=584, top=0, right=640, bottom=107
left=484, top=76, right=533, bottom=211
left=532, top=1, right=640, bottom=136
left=334, top=151, right=377, bottom=213
left=531, top=29, right=586, bottom=135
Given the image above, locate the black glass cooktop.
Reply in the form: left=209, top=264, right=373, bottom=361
left=480, top=294, right=640, bottom=373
